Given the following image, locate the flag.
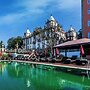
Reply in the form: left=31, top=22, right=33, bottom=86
left=80, top=45, right=84, bottom=56
left=56, top=48, right=59, bottom=55
left=0, top=52, right=2, bottom=56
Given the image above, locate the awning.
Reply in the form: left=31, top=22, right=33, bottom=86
left=53, top=38, right=90, bottom=49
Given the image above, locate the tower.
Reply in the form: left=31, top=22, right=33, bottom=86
left=82, top=0, right=90, bottom=38
left=45, top=15, right=58, bottom=29
left=66, top=26, right=77, bottom=41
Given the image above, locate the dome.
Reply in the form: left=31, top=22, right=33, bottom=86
left=26, top=28, right=31, bottom=34
left=49, top=15, right=55, bottom=21
left=25, top=28, right=31, bottom=37
left=69, top=26, right=75, bottom=31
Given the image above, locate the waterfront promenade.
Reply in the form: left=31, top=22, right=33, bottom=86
left=1, top=59, right=90, bottom=71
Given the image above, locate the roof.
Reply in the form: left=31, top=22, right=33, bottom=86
left=69, top=27, right=75, bottom=31
left=26, top=29, right=31, bottom=34
left=54, top=38, right=90, bottom=49
left=49, top=15, right=55, bottom=21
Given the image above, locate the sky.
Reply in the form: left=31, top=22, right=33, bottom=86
left=0, top=0, right=81, bottom=46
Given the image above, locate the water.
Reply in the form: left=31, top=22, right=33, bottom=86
left=0, top=62, right=90, bottom=90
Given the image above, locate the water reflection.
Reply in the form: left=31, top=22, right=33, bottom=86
left=0, top=62, right=90, bottom=90
left=0, top=62, right=7, bottom=75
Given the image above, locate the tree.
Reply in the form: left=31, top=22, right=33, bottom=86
left=7, top=36, right=23, bottom=50
left=7, top=37, right=15, bottom=49
left=14, top=36, right=23, bottom=49
left=77, top=29, right=82, bottom=39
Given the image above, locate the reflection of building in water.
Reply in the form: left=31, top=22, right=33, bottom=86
left=0, top=63, right=7, bottom=75
left=26, top=80, right=31, bottom=87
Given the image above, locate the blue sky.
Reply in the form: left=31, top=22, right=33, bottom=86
left=0, top=0, right=81, bottom=45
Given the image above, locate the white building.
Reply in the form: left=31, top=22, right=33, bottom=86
left=23, top=15, right=77, bottom=51
left=66, top=26, right=77, bottom=41
left=0, top=41, right=5, bottom=52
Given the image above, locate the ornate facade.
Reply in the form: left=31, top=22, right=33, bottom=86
left=66, top=26, right=77, bottom=41
left=23, top=15, right=77, bottom=51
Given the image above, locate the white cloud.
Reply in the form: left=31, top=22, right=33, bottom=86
left=0, top=0, right=51, bottom=25
left=20, top=0, right=51, bottom=10
left=0, top=13, right=25, bottom=25
left=57, top=0, right=81, bottom=11
left=0, top=0, right=81, bottom=25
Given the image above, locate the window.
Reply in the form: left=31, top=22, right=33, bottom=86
left=88, top=20, right=90, bottom=26
left=88, top=32, right=90, bottom=38
left=88, top=8, right=90, bottom=14
left=87, top=0, right=90, bottom=4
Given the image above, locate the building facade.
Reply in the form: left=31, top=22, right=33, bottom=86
left=82, top=0, right=90, bottom=38
left=0, top=41, right=5, bottom=53
left=66, top=27, right=77, bottom=41
left=23, top=15, right=66, bottom=51
left=23, top=15, right=77, bottom=51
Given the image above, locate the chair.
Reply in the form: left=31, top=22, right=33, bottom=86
left=63, top=58, right=71, bottom=64
left=55, top=57, right=63, bottom=63
left=76, top=58, right=88, bottom=65
left=71, top=55, right=77, bottom=60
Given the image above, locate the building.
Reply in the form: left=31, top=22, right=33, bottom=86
left=23, top=15, right=66, bottom=51
left=23, top=28, right=32, bottom=50
left=0, top=41, right=5, bottom=53
left=66, top=26, right=77, bottom=41
left=82, top=0, right=90, bottom=38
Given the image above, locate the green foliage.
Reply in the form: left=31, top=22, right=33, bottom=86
left=7, top=36, right=23, bottom=49
left=84, top=48, right=90, bottom=55
left=78, top=29, right=82, bottom=39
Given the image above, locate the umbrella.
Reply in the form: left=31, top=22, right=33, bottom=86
left=0, top=52, right=3, bottom=56
left=56, top=48, right=59, bottom=55
left=80, top=45, right=84, bottom=57
left=45, top=49, right=47, bottom=56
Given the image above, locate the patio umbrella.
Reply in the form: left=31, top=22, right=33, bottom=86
left=0, top=52, right=2, bottom=56
left=80, top=45, right=84, bottom=57
left=45, top=49, right=47, bottom=56
left=56, top=48, right=59, bottom=55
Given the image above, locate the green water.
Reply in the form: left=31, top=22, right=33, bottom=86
left=0, top=62, right=90, bottom=90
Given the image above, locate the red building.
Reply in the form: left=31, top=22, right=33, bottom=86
left=82, top=0, right=90, bottom=38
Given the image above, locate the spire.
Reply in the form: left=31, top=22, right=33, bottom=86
left=25, top=28, right=31, bottom=37
left=69, top=25, right=75, bottom=31
left=49, top=15, right=55, bottom=21
left=26, top=28, right=30, bottom=33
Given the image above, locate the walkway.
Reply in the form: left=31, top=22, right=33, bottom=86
left=0, top=60, right=90, bottom=71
